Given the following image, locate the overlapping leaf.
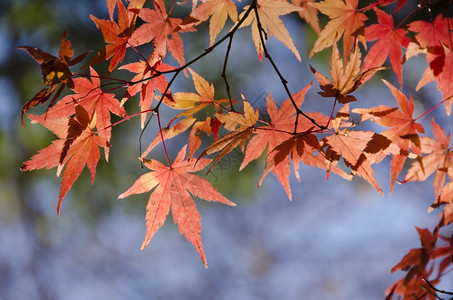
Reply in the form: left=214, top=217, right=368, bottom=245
left=322, top=106, right=399, bottom=195
left=140, top=69, right=231, bottom=158
left=311, top=41, right=376, bottom=103
left=189, top=0, right=238, bottom=45
left=19, top=31, right=88, bottom=125
left=404, top=119, right=452, bottom=199
left=408, top=14, right=453, bottom=114
left=200, top=99, right=259, bottom=172
left=353, top=80, right=424, bottom=193
left=89, top=0, right=136, bottom=72
left=68, top=67, right=127, bottom=160
left=239, top=0, right=303, bottom=61
left=291, top=0, right=320, bottom=34
left=120, top=59, right=174, bottom=128
left=22, top=104, right=108, bottom=214
left=129, top=0, right=196, bottom=66
left=309, top=0, right=367, bottom=57
left=240, top=83, right=329, bottom=200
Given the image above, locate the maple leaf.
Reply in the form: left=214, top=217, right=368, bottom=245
left=239, top=83, right=322, bottom=200
left=308, top=0, right=367, bottom=58
left=164, top=68, right=232, bottom=118
left=141, top=116, right=197, bottom=158
left=107, top=0, right=146, bottom=20
left=70, top=67, right=127, bottom=160
left=200, top=99, right=259, bottom=172
left=239, top=0, right=303, bottom=61
left=19, top=31, right=88, bottom=125
left=140, top=69, right=232, bottom=159
left=311, top=41, right=377, bottom=103
left=352, top=80, right=424, bottom=193
left=129, top=1, right=195, bottom=67
left=259, top=106, right=354, bottom=194
left=362, top=8, right=410, bottom=87
left=188, top=117, right=222, bottom=158
left=322, top=119, right=385, bottom=195
left=408, top=15, right=453, bottom=114
left=89, top=0, right=135, bottom=72
left=118, top=146, right=235, bottom=268
left=404, top=118, right=452, bottom=201
left=387, top=226, right=450, bottom=298
left=28, top=67, right=127, bottom=160
left=22, top=105, right=108, bottom=214
left=120, top=59, right=174, bottom=128
left=189, top=0, right=238, bottom=46
left=291, top=0, right=320, bottom=34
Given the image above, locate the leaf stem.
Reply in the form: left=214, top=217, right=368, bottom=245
left=415, top=96, right=452, bottom=121
left=157, top=111, right=172, bottom=167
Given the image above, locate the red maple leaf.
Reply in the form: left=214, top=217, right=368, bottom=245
left=129, top=0, right=195, bottom=66
left=118, top=146, right=235, bottom=267
left=27, top=67, right=127, bottom=160
left=362, top=8, right=410, bottom=87
left=404, top=118, right=452, bottom=200
left=408, top=14, right=453, bottom=114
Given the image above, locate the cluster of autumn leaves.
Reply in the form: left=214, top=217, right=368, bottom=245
left=20, top=0, right=452, bottom=297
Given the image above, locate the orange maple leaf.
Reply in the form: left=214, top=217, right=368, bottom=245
left=291, top=0, right=320, bottom=34
left=140, top=69, right=231, bottom=158
left=322, top=114, right=388, bottom=195
left=129, top=0, right=195, bottom=67
left=71, top=67, right=127, bottom=160
left=239, top=0, right=303, bottom=61
left=22, top=105, right=108, bottom=214
left=240, top=83, right=325, bottom=200
left=353, top=80, right=424, bottom=193
left=404, top=118, right=452, bottom=200
left=311, top=41, right=376, bottom=103
left=26, top=67, right=127, bottom=161
left=309, top=0, right=367, bottom=58
left=362, top=8, right=410, bottom=87
left=165, top=68, right=231, bottom=118
left=120, top=59, right=174, bottom=128
left=200, top=99, right=259, bottom=171
left=89, top=0, right=136, bottom=72
left=189, top=0, right=238, bottom=46
left=118, top=146, right=235, bottom=268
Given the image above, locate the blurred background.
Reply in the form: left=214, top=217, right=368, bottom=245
left=1, top=0, right=452, bottom=299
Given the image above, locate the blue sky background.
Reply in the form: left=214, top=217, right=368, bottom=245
left=1, top=1, right=452, bottom=299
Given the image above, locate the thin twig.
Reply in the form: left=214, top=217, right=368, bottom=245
left=221, top=35, right=235, bottom=111
left=251, top=0, right=325, bottom=133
